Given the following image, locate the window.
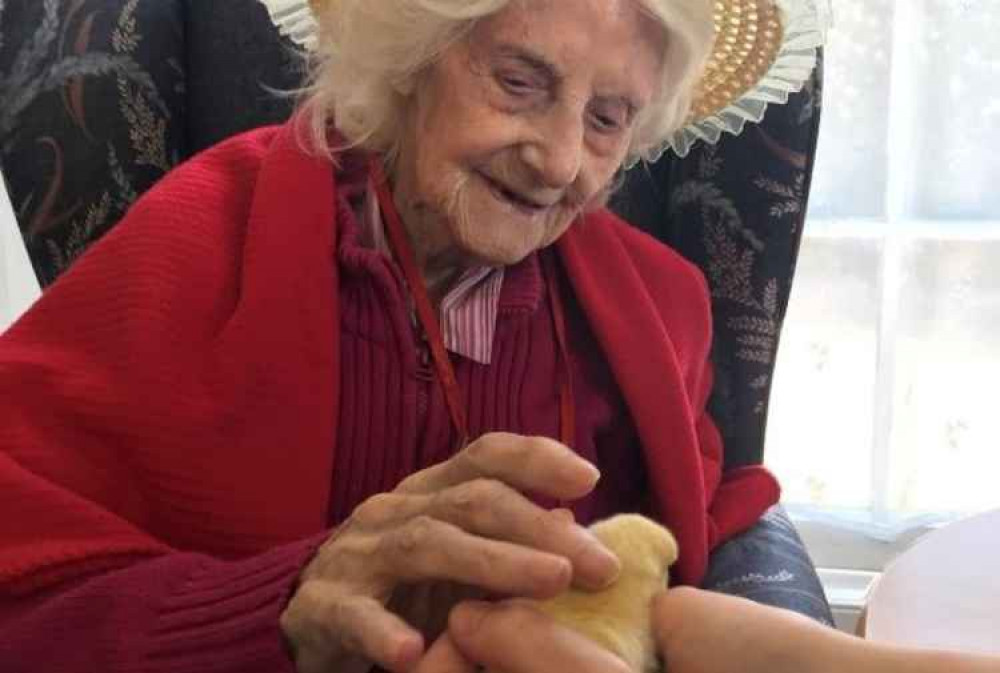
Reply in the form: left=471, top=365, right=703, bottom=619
left=765, top=0, right=1000, bottom=571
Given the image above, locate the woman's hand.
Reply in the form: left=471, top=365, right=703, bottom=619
left=280, top=432, right=622, bottom=673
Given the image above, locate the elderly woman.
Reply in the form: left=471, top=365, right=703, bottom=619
left=0, top=0, right=785, bottom=671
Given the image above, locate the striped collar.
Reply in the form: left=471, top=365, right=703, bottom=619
left=362, top=180, right=505, bottom=365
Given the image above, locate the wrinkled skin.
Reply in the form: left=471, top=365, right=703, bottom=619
left=390, top=0, right=664, bottom=297
left=280, top=433, right=621, bottom=673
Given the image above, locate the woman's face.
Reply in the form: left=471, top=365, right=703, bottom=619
left=392, top=0, right=665, bottom=271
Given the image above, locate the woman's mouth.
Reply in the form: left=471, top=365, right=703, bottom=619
left=479, top=172, right=548, bottom=216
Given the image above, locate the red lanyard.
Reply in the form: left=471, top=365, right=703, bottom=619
left=370, top=158, right=575, bottom=449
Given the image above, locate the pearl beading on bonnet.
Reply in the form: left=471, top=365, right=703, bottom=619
left=257, top=0, right=831, bottom=158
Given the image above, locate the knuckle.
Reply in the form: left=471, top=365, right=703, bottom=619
left=387, top=515, right=440, bottom=555
left=464, top=478, right=508, bottom=509
left=468, top=541, right=504, bottom=579
left=395, top=470, right=425, bottom=492
left=306, top=527, right=380, bottom=583
left=462, top=435, right=497, bottom=471
left=464, top=432, right=527, bottom=474
left=283, top=584, right=362, bottom=662
left=433, top=484, right=474, bottom=520
left=533, top=508, right=563, bottom=540
left=292, top=577, right=328, bottom=609
left=440, top=479, right=512, bottom=528
left=527, top=509, right=587, bottom=557
left=331, top=597, right=375, bottom=654
left=352, top=492, right=403, bottom=527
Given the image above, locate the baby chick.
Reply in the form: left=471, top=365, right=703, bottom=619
left=534, top=514, right=678, bottom=673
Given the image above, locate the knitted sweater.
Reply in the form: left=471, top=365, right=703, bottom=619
left=328, top=172, right=643, bottom=524
left=0, top=119, right=778, bottom=672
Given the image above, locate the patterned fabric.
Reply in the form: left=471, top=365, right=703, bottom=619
left=703, top=505, right=835, bottom=625
left=184, top=0, right=300, bottom=153
left=437, top=268, right=505, bottom=365
left=0, top=0, right=186, bottom=286
left=611, top=58, right=824, bottom=469
left=0, top=0, right=831, bottom=621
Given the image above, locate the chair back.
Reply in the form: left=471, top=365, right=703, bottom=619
left=612, top=61, right=824, bottom=467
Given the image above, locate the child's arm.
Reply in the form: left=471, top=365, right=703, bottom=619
left=653, top=587, right=1000, bottom=673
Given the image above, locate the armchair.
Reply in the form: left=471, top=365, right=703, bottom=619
left=611, top=47, right=832, bottom=623
left=0, top=0, right=831, bottom=624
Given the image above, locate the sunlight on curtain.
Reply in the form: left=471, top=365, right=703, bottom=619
left=765, top=0, right=1000, bottom=557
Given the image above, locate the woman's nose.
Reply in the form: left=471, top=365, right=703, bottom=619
left=520, top=111, right=585, bottom=189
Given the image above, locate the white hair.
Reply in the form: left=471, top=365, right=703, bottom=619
left=299, top=0, right=715, bottom=166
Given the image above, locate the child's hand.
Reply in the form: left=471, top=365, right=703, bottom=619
left=414, top=600, right=632, bottom=673
left=652, top=587, right=838, bottom=673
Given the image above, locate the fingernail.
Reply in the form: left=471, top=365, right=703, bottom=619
left=579, top=543, right=621, bottom=589
left=451, top=601, right=492, bottom=638
left=532, top=556, right=572, bottom=589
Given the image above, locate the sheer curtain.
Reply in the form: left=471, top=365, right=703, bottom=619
left=765, top=0, right=1000, bottom=568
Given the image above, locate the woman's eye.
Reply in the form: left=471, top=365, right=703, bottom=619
left=593, top=114, right=619, bottom=131
left=588, top=98, right=636, bottom=135
left=590, top=109, right=627, bottom=134
left=498, top=73, right=536, bottom=96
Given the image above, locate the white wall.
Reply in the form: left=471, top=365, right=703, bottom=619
left=1, top=176, right=40, bottom=332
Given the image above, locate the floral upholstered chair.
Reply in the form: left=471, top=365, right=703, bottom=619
left=611, top=54, right=831, bottom=622
left=0, top=0, right=832, bottom=625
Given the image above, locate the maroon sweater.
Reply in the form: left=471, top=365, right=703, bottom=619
left=331, top=191, right=644, bottom=525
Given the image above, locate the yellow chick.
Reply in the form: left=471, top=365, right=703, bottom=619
left=534, top=514, right=678, bottom=673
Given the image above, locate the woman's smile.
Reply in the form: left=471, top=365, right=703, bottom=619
left=477, top=170, right=552, bottom=219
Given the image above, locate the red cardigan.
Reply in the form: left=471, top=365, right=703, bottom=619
left=0, top=120, right=777, bottom=670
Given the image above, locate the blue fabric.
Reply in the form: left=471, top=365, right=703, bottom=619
left=704, top=505, right=834, bottom=625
